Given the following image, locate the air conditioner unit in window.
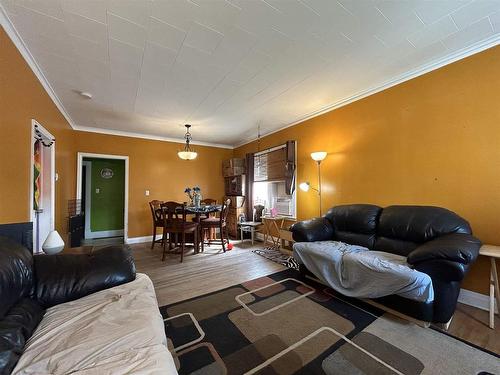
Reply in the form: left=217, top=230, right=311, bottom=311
left=274, top=197, right=292, bottom=216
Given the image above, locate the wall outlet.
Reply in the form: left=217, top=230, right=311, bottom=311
left=96, top=188, right=100, bottom=194
left=145, top=190, right=150, bottom=196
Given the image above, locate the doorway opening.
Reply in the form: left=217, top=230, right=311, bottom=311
left=76, top=153, right=129, bottom=246
left=30, top=120, right=55, bottom=253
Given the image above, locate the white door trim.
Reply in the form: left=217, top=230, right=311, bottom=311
left=30, top=120, right=56, bottom=253
left=76, top=152, right=129, bottom=242
left=29, top=120, right=55, bottom=226
left=82, top=160, right=92, bottom=239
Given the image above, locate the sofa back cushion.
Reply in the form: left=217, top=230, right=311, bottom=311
left=0, top=298, right=45, bottom=375
left=374, top=206, right=472, bottom=256
left=35, top=245, right=136, bottom=308
left=0, top=237, right=33, bottom=319
left=325, top=204, right=382, bottom=249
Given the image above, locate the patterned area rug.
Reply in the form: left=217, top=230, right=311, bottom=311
left=252, top=247, right=300, bottom=270
left=160, top=269, right=499, bottom=375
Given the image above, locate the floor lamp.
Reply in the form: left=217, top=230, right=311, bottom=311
left=299, top=152, right=327, bottom=216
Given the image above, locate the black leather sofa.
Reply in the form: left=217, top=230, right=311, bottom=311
left=290, top=204, right=481, bottom=324
left=0, top=237, right=136, bottom=375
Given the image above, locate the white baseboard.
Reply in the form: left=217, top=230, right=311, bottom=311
left=86, top=229, right=124, bottom=239
left=458, top=288, right=497, bottom=313
left=126, top=235, right=163, bottom=244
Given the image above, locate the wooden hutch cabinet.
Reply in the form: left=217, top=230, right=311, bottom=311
left=223, top=158, right=246, bottom=238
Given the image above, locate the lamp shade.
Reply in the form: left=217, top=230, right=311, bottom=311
left=299, top=182, right=310, bottom=192
left=177, top=150, right=198, bottom=160
left=42, top=230, right=65, bottom=255
left=310, top=151, right=327, bottom=161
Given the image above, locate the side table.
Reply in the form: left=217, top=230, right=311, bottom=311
left=239, top=221, right=262, bottom=245
left=479, top=245, right=500, bottom=329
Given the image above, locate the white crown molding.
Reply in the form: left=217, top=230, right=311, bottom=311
left=0, top=5, right=77, bottom=129
left=73, top=124, right=234, bottom=149
left=234, top=34, right=500, bottom=148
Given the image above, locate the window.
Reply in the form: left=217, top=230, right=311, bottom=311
left=251, top=142, right=296, bottom=218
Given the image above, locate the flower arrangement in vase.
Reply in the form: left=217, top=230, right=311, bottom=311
left=184, top=186, right=202, bottom=207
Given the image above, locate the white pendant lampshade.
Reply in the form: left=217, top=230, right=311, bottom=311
left=42, top=230, right=65, bottom=255
left=178, top=124, right=198, bottom=160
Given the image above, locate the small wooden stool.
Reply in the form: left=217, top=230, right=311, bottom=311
left=479, top=245, right=500, bottom=329
left=239, top=221, right=262, bottom=245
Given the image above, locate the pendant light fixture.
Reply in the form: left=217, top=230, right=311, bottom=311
left=178, top=124, right=198, bottom=160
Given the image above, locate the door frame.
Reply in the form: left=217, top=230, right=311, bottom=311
left=76, top=152, right=129, bottom=242
left=29, top=120, right=56, bottom=251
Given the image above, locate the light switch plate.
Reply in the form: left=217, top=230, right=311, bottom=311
left=145, top=190, right=150, bottom=196
left=96, top=188, right=100, bottom=194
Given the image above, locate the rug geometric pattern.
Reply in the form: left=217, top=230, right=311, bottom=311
left=160, top=269, right=499, bottom=375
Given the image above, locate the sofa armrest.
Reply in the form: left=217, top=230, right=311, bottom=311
left=290, top=217, right=334, bottom=242
left=34, top=245, right=136, bottom=308
left=407, top=233, right=481, bottom=266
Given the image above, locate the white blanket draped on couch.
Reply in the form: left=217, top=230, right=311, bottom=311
left=293, top=241, right=434, bottom=303
left=13, top=273, right=177, bottom=375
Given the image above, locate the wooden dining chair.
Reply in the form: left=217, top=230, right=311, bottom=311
left=160, top=201, right=199, bottom=263
left=196, top=198, right=218, bottom=242
left=149, top=200, right=164, bottom=249
left=200, top=198, right=231, bottom=252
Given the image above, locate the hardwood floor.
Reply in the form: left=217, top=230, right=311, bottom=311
left=132, top=240, right=284, bottom=307
left=131, top=240, right=499, bottom=355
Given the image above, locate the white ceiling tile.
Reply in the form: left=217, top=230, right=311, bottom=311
left=107, top=0, right=152, bottom=27
left=135, top=84, right=163, bottom=115
left=408, top=15, right=458, bottom=49
left=374, top=1, right=425, bottom=46
left=64, top=11, right=107, bottom=44
left=143, top=42, right=177, bottom=68
left=266, top=0, right=321, bottom=39
left=1, top=0, right=20, bottom=16
left=77, top=57, right=111, bottom=83
left=71, top=34, right=108, bottom=62
left=188, top=78, right=242, bottom=121
left=23, top=33, right=75, bottom=61
left=451, top=0, right=500, bottom=29
left=150, top=0, right=200, bottom=32
left=13, top=6, right=68, bottom=41
left=61, top=0, right=107, bottom=24
left=302, top=0, right=357, bottom=36
left=413, top=0, right=471, bottom=25
left=235, top=0, right=283, bottom=35
left=253, top=28, right=293, bottom=56
left=139, top=43, right=176, bottom=90
left=108, top=13, right=147, bottom=49
left=490, top=11, right=500, bottom=32
left=148, top=17, right=186, bottom=52
left=210, top=26, right=257, bottom=70
left=184, top=22, right=224, bottom=54
left=109, top=38, right=143, bottom=68
left=338, top=0, right=392, bottom=34
left=442, top=17, right=494, bottom=51
left=192, top=0, right=241, bottom=32
left=18, top=0, right=64, bottom=20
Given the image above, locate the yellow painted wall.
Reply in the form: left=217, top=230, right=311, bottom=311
left=1, top=27, right=231, bottom=240
left=73, top=132, right=232, bottom=237
left=1, top=27, right=75, bottom=236
left=235, top=46, right=500, bottom=294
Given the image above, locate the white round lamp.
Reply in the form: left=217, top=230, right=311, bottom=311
left=42, top=230, right=65, bottom=255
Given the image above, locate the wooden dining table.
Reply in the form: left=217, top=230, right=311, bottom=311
left=156, top=204, right=222, bottom=248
